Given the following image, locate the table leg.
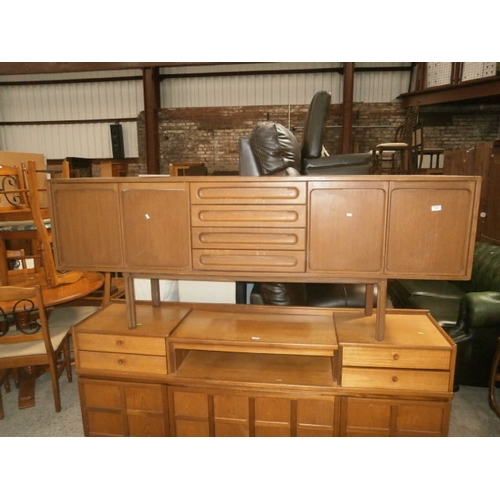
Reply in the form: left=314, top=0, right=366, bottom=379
left=17, top=366, right=38, bottom=409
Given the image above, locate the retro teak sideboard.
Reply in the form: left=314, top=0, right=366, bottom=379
left=48, top=175, right=481, bottom=436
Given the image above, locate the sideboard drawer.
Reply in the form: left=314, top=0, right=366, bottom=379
left=191, top=205, right=306, bottom=228
left=190, top=182, right=306, bottom=204
left=342, top=367, right=450, bottom=392
left=192, top=249, right=305, bottom=272
left=191, top=227, right=306, bottom=250
left=79, top=351, right=167, bottom=375
left=342, top=346, right=451, bottom=370
left=77, top=333, right=166, bottom=356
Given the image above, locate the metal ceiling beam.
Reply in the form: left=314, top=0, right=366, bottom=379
left=0, top=62, right=224, bottom=76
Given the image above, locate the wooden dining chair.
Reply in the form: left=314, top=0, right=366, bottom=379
left=0, top=160, right=82, bottom=287
left=0, top=285, right=74, bottom=417
left=371, top=106, right=419, bottom=174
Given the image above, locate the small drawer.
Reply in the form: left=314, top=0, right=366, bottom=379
left=342, top=346, right=451, bottom=370
left=190, top=182, right=306, bottom=204
left=191, top=227, right=306, bottom=250
left=77, top=333, right=166, bottom=356
left=78, top=351, right=167, bottom=375
left=191, top=205, right=306, bottom=228
left=342, top=367, right=450, bottom=392
left=192, top=249, right=305, bottom=272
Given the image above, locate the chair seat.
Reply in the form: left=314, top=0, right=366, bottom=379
left=48, top=305, right=100, bottom=327
left=0, top=324, right=69, bottom=358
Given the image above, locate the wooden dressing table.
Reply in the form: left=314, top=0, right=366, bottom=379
left=48, top=175, right=480, bottom=436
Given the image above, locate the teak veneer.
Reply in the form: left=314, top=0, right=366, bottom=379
left=49, top=175, right=481, bottom=339
left=73, top=302, right=455, bottom=437
left=47, top=175, right=478, bottom=436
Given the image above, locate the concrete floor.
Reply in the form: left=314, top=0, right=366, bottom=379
left=1, top=370, right=499, bottom=437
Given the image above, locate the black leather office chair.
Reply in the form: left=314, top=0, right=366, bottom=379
left=239, top=90, right=372, bottom=176
left=237, top=91, right=375, bottom=308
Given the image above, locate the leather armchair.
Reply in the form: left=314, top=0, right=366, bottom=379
left=239, top=90, right=372, bottom=176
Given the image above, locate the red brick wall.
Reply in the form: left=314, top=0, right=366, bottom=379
left=136, top=103, right=500, bottom=174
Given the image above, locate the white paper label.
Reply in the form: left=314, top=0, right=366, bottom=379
left=431, top=205, right=442, bottom=212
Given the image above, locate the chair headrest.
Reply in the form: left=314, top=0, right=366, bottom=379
left=249, top=122, right=301, bottom=175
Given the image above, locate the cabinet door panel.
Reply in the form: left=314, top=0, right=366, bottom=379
left=120, top=184, right=191, bottom=269
left=50, top=183, right=122, bottom=269
left=386, top=182, right=477, bottom=277
left=308, top=186, right=386, bottom=273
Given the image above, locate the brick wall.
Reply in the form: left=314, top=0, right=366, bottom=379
left=136, top=102, right=500, bottom=175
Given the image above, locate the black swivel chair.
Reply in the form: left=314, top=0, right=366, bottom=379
left=239, top=90, right=372, bottom=177
left=237, top=91, right=375, bottom=308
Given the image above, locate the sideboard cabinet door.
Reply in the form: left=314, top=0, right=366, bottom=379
left=50, top=182, right=123, bottom=269
left=120, top=183, right=191, bottom=270
left=385, top=179, right=479, bottom=278
left=307, top=181, right=388, bottom=275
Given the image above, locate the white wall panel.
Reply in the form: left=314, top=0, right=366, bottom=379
left=0, top=121, right=138, bottom=159
left=160, top=71, right=345, bottom=107
left=0, top=63, right=411, bottom=159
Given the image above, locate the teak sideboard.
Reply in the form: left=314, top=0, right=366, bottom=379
left=48, top=175, right=481, bottom=437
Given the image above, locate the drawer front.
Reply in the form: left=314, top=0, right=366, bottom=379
left=342, top=367, right=450, bottom=392
left=342, top=346, right=451, bottom=370
left=192, top=249, right=305, bottom=272
left=191, top=227, right=306, bottom=250
left=191, top=205, right=306, bottom=228
left=78, top=351, right=167, bottom=375
left=77, top=333, right=166, bottom=356
left=190, top=182, right=306, bottom=204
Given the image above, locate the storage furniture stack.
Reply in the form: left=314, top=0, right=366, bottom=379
left=48, top=175, right=481, bottom=436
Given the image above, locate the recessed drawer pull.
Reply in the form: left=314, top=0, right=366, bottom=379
left=392, top=375, right=399, bottom=382
left=393, top=353, right=399, bottom=360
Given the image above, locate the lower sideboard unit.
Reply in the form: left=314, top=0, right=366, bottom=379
left=73, top=302, right=456, bottom=437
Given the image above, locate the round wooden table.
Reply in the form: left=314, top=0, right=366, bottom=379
left=1, top=270, right=105, bottom=311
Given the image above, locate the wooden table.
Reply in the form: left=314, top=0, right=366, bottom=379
left=0, top=271, right=105, bottom=409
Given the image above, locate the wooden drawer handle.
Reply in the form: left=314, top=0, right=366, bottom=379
left=392, top=353, right=399, bottom=361
left=392, top=375, right=399, bottom=382
left=117, top=358, right=125, bottom=365
left=116, top=340, right=124, bottom=347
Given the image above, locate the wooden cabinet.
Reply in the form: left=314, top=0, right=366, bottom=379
left=340, top=397, right=450, bottom=437
left=73, top=302, right=455, bottom=437
left=49, top=175, right=481, bottom=281
left=79, top=378, right=169, bottom=437
left=169, top=388, right=338, bottom=437
left=52, top=174, right=471, bottom=436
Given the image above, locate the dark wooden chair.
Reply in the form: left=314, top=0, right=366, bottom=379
left=411, top=124, right=444, bottom=171
left=372, top=107, right=419, bottom=174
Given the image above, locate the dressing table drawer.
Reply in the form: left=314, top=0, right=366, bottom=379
left=77, top=333, right=166, bottom=356
left=342, top=367, right=450, bottom=392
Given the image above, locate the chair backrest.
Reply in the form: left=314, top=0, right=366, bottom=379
left=0, top=164, right=31, bottom=216
left=300, top=90, right=332, bottom=162
left=0, top=285, right=53, bottom=362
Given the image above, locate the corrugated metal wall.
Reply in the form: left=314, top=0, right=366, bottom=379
left=0, top=63, right=411, bottom=160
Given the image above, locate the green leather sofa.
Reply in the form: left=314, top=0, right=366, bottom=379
left=388, top=241, right=500, bottom=387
